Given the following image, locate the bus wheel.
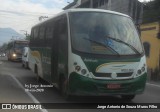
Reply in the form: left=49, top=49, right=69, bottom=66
left=121, top=95, right=135, bottom=101
left=60, top=77, right=70, bottom=100
left=25, top=62, right=29, bottom=69
left=35, top=65, right=40, bottom=82
left=22, top=63, right=24, bottom=68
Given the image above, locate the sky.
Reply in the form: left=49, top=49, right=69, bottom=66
left=0, top=0, right=73, bottom=36
left=0, top=0, right=149, bottom=41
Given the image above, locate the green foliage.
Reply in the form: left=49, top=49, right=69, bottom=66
left=143, top=0, right=160, bottom=23
left=0, top=43, right=8, bottom=52
left=25, top=35, right=31, bottom=40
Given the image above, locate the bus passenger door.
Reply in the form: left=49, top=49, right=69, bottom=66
left=52, top=15, right=68, bottom=84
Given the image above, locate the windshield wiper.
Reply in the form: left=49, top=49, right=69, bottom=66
left=105, top=36, right=141, bottom=55
left=83, top=38, right=120, bottom=56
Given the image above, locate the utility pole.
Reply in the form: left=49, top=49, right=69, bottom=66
left=20, top=30, right=28, bottom=37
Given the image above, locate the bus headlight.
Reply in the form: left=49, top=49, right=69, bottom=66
left=81, top=69, right=87, bottom=75
left=73, top=62, right=92, bottom=78
left=141, top=66, right=145, bottom=72
left=135, top=64, right=146, bottom=77
left=75, top=65, right=81, bottom=72
left=137, top=69, right=142, bottom=75
left=12, top=53, right=17, bottom=57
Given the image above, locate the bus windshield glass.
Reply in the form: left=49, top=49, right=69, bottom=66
left=15, top=42, right=28, bottom=49
left=69, top=12, right=143, bottom=55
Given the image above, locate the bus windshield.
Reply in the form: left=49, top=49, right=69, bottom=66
left=15, top=43, right=28, bottom=49
left=69, top=12, right=143, bottom=55
left=15, top=42, right=28, bottom=50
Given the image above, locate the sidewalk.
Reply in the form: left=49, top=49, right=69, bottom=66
left=147, top=80, right=160, bottom=85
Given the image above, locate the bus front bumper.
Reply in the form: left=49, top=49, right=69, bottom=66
left=68, top=72, right=147, bottom=96
left=11, top=55, right=22, bottom=61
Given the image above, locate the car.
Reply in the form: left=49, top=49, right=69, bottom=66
left=22, top=47, right=29, bottom=69
left=0, top=53, right=5, bottom=57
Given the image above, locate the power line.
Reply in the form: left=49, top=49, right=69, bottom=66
left=0, top=10, right=56, bottom=16
left=0, top=18, right=37, bottom=22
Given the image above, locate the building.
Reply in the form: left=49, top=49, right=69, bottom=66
left=64, top=0, right=143, bottom=25
left=141, top=21, right=160, bottom=81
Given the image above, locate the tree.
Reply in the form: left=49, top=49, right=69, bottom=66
left=143, top=0, right=160, bottom=23
left=154, top=0, right=160, bottom=9
left=0, top=43, right=8, bottom=52
left=25, top=34, right=31, bottom=40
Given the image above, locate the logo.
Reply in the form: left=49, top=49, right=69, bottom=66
left=84, top=58, right=98, bottom=62
left=2, top=104, right=11, bottom=109
left=111, top=72, right=117, bottom=79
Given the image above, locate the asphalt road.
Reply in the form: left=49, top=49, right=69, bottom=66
left=0, top=56, right=160, bottom=112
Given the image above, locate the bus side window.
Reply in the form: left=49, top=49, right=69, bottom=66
left=55, top=16, right=68, bottom=41
left=33, top=27, right=40, bottom=46
left=39, top=26, right=46, bottom=47
left=30, top=30, right=34, bottom=40
left=59, top=16, right=68, bottom=49
left=54, top=16, right=67, bottom=49
left=39, top=26, right=45, bottom=40
left=33, top=28, right=39, bottom=40
left=46, top=23, right=54, bottom=47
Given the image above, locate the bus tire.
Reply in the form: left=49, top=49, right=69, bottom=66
left=25, top=62, right=29, bottom=69
left=121, top=95, right=135, bottom=101
left=35, top=65, right=40, bottom=82
left=59, top=76, right=71, bottom=100
left=8, top=57, right=10, bottom=61
left=27, top=62, right=30, bottom=69
left=22, top=63, right=24, bottom=68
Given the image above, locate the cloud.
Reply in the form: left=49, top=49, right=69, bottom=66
left=0, top=0, right=69, bottom=35
left=0, top=0, right=67, bottom=13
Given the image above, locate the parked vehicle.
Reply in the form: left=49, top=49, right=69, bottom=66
left=22, top=47, right=29, bottom=68
left=0, top=53, right=6, bottom=57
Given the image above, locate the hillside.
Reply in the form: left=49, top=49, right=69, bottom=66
left=0, top=28, right=24, bottom=45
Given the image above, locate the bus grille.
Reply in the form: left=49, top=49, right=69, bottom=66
left=94, top=72, right=133, bottom=78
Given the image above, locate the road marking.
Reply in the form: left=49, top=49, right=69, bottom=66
left=147, top=83, right=160, bottom=88
left=10, top=75, right=48, bottom=112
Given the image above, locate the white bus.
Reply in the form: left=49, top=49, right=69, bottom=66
left=29, top=9, right=147, bottom=100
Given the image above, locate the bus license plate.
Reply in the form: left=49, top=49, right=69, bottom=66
left=107, top=84, right=121, bottom=89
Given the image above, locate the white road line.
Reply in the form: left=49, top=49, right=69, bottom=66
left=10, top=75, right=48, bottom=112
left=147, top=83, right=160, bottom=88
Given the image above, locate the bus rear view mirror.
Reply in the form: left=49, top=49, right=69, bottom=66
left=24, top=54, right=27, bottom=57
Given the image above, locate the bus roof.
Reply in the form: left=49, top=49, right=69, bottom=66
left=32, top=8, right=130, bottom=28
left=67, top=8, right=130, bottom=17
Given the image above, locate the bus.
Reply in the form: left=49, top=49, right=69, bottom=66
left=29, top=9, right=147, bottom=100
left=7, top=40, right=29, bottom=61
